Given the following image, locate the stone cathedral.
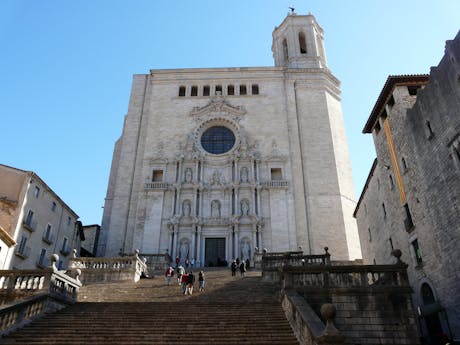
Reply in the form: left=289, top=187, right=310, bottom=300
left=99, top=12, right=361, bottom=266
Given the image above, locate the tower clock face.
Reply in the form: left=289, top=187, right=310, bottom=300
left=200, top=126, right=236, bottom=155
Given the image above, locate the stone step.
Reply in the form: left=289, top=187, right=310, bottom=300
left=1, top=269, right=299, bottom=345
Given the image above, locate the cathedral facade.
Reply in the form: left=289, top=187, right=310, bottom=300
left=99, top=13, right=361, bottom=266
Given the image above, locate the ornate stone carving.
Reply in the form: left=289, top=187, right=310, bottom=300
left=190, top=97, right=246, bottom=117
left=211, top=200, right=221, bottom=217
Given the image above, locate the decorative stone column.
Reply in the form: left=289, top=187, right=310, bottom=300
left=196, top=225, right=202, bottom=267
left=234, top=222, right=240, bottom=260
left=173, top=225, right=179, bottom=259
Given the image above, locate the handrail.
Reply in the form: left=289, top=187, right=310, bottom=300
left=0, top=254, right=81, bottom=336
left=68, top=250, right=148, bottom=283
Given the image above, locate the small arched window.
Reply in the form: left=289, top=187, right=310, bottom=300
left=282, top=39, right=288, bottom=62
left=421, top=283, right=436, bottom=305
left=299, top=32, right=307, bottom=54
left=191, top=86, right=198, bottom=96
left=178, top=86, right=186, bottom=97
left=227, top=85, right=235, bottom=95
left=203, top=85, right=210, bottom=96
left=251, top=84, right=259, bottom=95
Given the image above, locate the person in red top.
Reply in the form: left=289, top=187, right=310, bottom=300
left=164, top=266, right=174, bottom=286
left=180, top=272, right=188, bottom=294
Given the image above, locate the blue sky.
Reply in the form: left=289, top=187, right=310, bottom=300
left=1, top=1, right=459, bottom=225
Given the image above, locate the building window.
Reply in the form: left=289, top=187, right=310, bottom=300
left=67, top=216, right=71, bottom=226
left=389, top=174, right=394, bottom=190
left=18, top=236, right=27, bottom=254
left=52, top=201, right=57, bottom=212
left=401, top=157, right=408, bottom=172
left=425, top=120, right=434, bottom=139
left=421, top=283, right=436, bottom=305
left=215, top=85, right=222, bottom=95
left=200, top=126, right=236, bottom=155
left=251, top=84, right=259, bottom=95
left=404, top=203, right=414, bottom=231
left=270, top=168, right=282, bottom=180
left=61, top=238, right=70, bottom=256
left=411, top=239, right=423, bottom=266
left=387, top=94, right=395, bottom=107
left=239, top=85, right=247, bottom=95
left=389, top=237, right=394, bottom=251
left=25, top=210, right=34, bottom=226
left=203, top=85, right=210, bottom=96
left=299, top=32, right=307, bottom=54
left=227, top=85, right=235, bottom=95
left=178, top=86, right=186, bottom=97
left=191, top=86, right=198, bottom=96
left=382, top=203, right=387, bottom=218
left=452, top=140, right=460, bottom=170
left=368, top=228, right=372, bottom=242
left=45, top=224, right=52, bottom=239
left=38, top=248, right=47, bottom=267
left=282, top=38, right=288, bottom=61
left=34, top=186, right=40, bottom=198
left=152, top=170, right=164, bottom=182
left=408, top=85, right=420, bottom=95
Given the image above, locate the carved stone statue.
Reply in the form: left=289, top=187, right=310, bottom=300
left=183, top=200, right=191, bottom=217
left=211, top=200, right=221, bottom=217
left=184, top=168, right=193, bottom=183
left=211, top=170, right=221, bottom=185
left=241, top=199, right=249, bottom=216
left=179, top=240, right=189, bottom=259
left=240, top=167, right=248, bottom=183
left=241, top=240, right=251, bottom=261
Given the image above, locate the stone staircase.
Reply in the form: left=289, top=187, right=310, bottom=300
left=0, top=269, right=299, bottom=344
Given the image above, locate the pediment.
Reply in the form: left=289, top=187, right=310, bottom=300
left=190, top=97, right=246, bottom=117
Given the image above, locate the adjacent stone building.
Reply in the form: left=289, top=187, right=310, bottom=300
left=0, top=164, right=81, bottom=270
left=354, top=31, right=460, bottom=343
left=99, top=12, right=361, bottom=266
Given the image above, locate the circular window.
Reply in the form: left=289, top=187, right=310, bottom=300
left=201, top=126, right=236, bottom=154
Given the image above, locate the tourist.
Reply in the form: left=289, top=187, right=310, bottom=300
left=164, top=266, right=174, bottom=286
left=181, top=271, right=189, bottom=294
left=198, top=270, right=205, bottom=292
left=176, top=265, right=185, bottom=286
left=175, top=256, right=180, bottom=267
left=239, top=260, right=246, bottom=278
left=231, top=260, right=237, bottom=276
left=186, top=271, right=195, bottom=295
left=191, top=258, right=195, bottom=268
left=185, top=258, right=189, bottom=268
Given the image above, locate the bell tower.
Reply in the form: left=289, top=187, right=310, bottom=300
left=272, top=12, right=327, bottom=68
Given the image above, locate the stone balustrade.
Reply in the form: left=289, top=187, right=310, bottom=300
left=68, top=250, right=147, bottom=284
left=145, top=182, right=171, bottom=190
left=261, top=249, right=331, bottom=281
left=260, top=180, right=289, bottom=188
left=281, top=263, right=410, bottom=291
left=139, top=253, right=170, bottom=272
left=0, top=254, right=81, bottom=336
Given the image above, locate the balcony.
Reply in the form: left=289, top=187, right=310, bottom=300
left=260, top=180, right=289, bottom=189
left=145, top=182, right=171, bottom=190
left=36, top=256, right=50, bottom=269
left=23, top=219, right=37, bottom=233
left=15, top=246, right=31, bottom=260
left=60, top=245, right=71, bottom=256
left=42, top=233, right=55, bottom=245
